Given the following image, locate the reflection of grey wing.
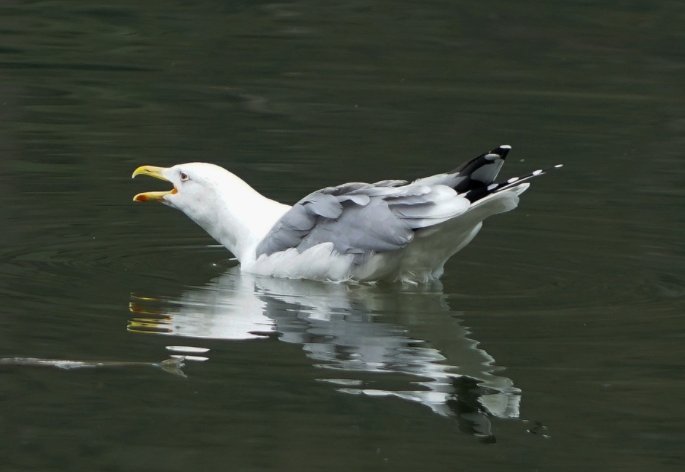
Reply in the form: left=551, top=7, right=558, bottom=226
left=255, top=181, right=471, bottom=258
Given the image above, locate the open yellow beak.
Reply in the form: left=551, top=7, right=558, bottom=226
left=131, top=165, right=177, bottom=202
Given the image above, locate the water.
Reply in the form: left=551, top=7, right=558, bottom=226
left=1, top=0, right=684, bottom=470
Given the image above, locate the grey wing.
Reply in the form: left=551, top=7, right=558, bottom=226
left=255, top=181, right=471, bottom=258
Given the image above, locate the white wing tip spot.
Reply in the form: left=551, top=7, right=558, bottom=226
left=507, top=177, right=519, bottom=184
left=500, top=144, right=512, bottom=150
left=554, top=164, right=564, bottom=168
left=532, top=169, right=544, bottom=176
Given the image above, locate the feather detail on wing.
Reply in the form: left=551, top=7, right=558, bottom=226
left=255, top=182, right=470, bottom=259
left=254, top=144, right=561, bottom=263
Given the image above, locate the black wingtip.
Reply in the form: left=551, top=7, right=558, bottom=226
left=490, top=145, right=511, bottom=159
left=464, top=162, right=563, bottom=202
left=452, top=145, right=510, bottom=184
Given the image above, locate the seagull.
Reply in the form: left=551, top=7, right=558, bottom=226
left=132, top=145, right=560, bottom=284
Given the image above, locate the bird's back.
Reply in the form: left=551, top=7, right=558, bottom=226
left=245, top=144, right=545, bottom=283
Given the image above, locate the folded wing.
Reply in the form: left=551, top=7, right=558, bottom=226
left=255, top=145, right=556, bottom=260
left=255, top=181, right=471, bottom=258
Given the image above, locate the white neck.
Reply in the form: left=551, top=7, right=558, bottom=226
left=172, top=167, right=290, bottom=262
left=209, top=190, right=289, bottom=261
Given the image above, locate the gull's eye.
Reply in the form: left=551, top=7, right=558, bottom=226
left=180, top=171, right=189, bottom=182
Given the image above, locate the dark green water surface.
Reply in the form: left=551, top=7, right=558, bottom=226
left=1, top=1, right=684, bottom=471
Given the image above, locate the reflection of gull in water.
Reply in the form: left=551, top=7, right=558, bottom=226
left=129, top=268, right=521, bottom=440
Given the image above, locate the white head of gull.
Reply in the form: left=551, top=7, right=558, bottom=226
left=132, top=145, right=560, bottom=284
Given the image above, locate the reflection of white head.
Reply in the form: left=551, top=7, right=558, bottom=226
left=129, top=269, right=520, bottom=421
